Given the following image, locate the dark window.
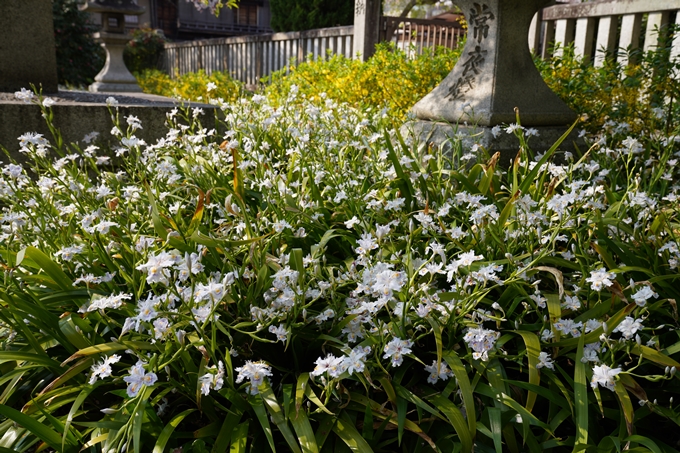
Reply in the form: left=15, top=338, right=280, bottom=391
left=237, top=5, right=258, bottom=25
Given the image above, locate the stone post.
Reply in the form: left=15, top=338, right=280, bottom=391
left=407, top=0, right=579, bottom=163
left=353, top=0, right=382, bottom=61
left=0, top=0, right=59, bottom=93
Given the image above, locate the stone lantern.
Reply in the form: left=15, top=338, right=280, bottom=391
left=80, top=0, right=145, bottom=93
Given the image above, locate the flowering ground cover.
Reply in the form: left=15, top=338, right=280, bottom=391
left=2, top=59, right=680, bottom=453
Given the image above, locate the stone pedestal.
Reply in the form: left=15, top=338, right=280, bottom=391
left=90, top=32, right=143, bottom=93
left=403, top=121, right=583, bottom=168
left=0, top=0, right=58, bottom=93
left=410, top=0, right=578, bottom=158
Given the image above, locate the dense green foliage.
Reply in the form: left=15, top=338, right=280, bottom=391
left=124, top=27, right=168, bottom=75
left=537, top=36, right=680, bottom=134
left=4, top=35, right=680, bottom=453
left=270, top=0, right=355, bottom=32
left=52, top=0, right=104, bottom=86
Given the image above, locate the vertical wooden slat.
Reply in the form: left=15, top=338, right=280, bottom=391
left=542, top=19, right=556, bottom=58
left=574, top=17, right=596, bottom=62
left=644, top=11, right=669, bottom=51
left=672, top=10, right=680, bottom=60
left=619, top=13, right=642, bottom=65
left=594, top=15, right=618, bottom=67
left=553, top=18, right=575, bottom=56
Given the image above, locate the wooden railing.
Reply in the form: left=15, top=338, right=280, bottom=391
left=162, top=26, right=354, bottom=86
left=161, top=17, right=463, bottom=85
left=381, top=16, right=464, bottom=55
left=529, top=0, right=680, bottom=66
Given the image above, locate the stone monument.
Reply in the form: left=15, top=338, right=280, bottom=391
left=0, top=0, right=59, bottom=93
left=408, top=0, right=580, bottom=162
left=80, top=0, right=145, bottom=93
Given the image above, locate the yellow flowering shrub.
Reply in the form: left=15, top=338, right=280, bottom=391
left=265, top=42, right=462, bottom=117
left=536, top=43, right=680, bottom=134
left=137, top=69, right=244, bottom=104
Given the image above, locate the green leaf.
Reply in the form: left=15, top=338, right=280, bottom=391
left=133, top=398, right=147, bottom=453
left=512, top=330, right=541, bottom=412
left=212, top=409, right=243, bottom=453
left=443, top=352, right=476, bottom=437
left=0, top=352, right=62, bottom=370
left=428, top=394, right=473, bottom=453
left=573, top=330, right=588, bottom=449
left=22, top=246, right=73, bottom=290
left=613, top=380, right=634, bottom=436
left=0, top=404, right=70, bottom=452
left=153, top=409, right=196, bottom=453
left=631, top=344, right=680, bottom=369
left=259, top=382, right=302, bottom=453
left=623, top=435, right=662, bottom=453
left=488, top=408, right=503, bottom=453
left=229, top=421, right=249, bottom=453
left=332, top=412, right=375, bottom=453
left=497, top=393, right=553, bottom=433
left=519, top=118, right=578, bottom=195
left=249, top=394, right=276, bottom=452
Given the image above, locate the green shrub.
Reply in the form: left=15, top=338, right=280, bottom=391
left=270, top=0, right=355, bottom=32
left=265, top=42, right=462, bottom=117
left=53, top=0, right=105, bottom=86
left=124, top=27, right=167, bottom=74
left=535, top=36, right=680, bottom=134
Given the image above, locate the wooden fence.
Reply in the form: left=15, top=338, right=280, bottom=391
left=381, top=16, right=465, bottom=56
left=161, top=17, right=464, bottom=85
left=162, top=26, right=353, bottom=85
left=530, top=0, right=680, bottom=66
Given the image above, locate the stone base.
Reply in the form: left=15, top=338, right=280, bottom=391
left=403, top=120, right=585, bottom=168
left=89, top=82, right=143, bottom=93
left=0, top=90, right=216, bottom=163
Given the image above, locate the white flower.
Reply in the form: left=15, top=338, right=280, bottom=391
left=582, top=342, right=601, bottom=363
left=199, top=361, right=225, bottom=395
left=536, top=351, right=554, bottom=370
left=14, top=88, right=34, bottom=103
left=106, top=96, right=119, bottom=107
left=344, top=216, right=360, bottom=229
left=424, top=360, right=453, bottom=384
left=342, top=346, right=371, bottom=375
left=586, top=268, right=616, bottom=292
left=235, top=361, right=272, bottom=394
left=562, top=295, right=581, bottom=311
left=631, top=286, right=658, bottom=307
left=612, top=316, right=644, bottom=339
left=80, top=292, right=132, bottom=313
left=591, top=364, right=621, bottom=392
left=123, top=361, right=158, bottom=397
left=269, top=324, right=288, bottom=343
left=553, top=318, right=583, bottom=337
left=206, top=82, right=217, bottom=92
left=383, top=337, right=413, bottom=367
left=42, top=97, right=56, bottom=108
left=89, top=354, right=121, bottom=384
left=463, top=327, right=500, bottom=361
left=311, top=354, right=344, bottom=378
